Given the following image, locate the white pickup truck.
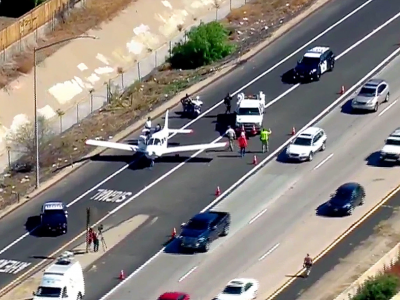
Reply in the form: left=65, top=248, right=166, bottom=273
left=235, top=92, right=266, bottom=135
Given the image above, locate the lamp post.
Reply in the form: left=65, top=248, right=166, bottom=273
left=34, top=35, right=98, bottom=189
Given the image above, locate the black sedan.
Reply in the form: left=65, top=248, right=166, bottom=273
left=326, top=182, right=366, bottom=216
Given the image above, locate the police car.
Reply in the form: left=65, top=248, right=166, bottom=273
left=293, top=46, right=335, bottom=81
left=40, top=201, right=68, bottom=234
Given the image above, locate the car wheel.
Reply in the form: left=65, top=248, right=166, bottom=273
left=385, top=92, right=390, bottom=102
left=221, top=225, right=230, bottom=236
left=347, top=206, right=354, bottom=215
left=320, top=141, right=326, bottom=151
left=203, top=241, right=210, bottom=252
left=308, top=152, right=313, bottom=161
left=373, top=103, right=379, bottom=112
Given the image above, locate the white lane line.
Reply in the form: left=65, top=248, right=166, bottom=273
left=259, top=243, right=280, bottom=261
left=379, top=100, right=397, bottom=117
left=178, top=266, right=198, bottom=282
left=314, top=153, right=334, bottom=170
left=249, top=208, right=268, bottom=224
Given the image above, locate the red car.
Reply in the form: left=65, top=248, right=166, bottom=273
left=158, top=292, right=190, bottom=300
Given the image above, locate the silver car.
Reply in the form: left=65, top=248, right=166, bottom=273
left=351, top=79, right=390, bottom=112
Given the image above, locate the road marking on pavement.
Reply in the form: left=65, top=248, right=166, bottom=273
left=90, top=189, right=133, bottom=203
left=259, top=243, right=280, bottom=261
left=265, top=181, right=400, bottom=299
left=379, top=99, right=397, bottom=117
left=249, top=208, right=268, bottom=224
left=0, top=0, right=383, bottom=295
left=178, top=266, right=198, bottom=282
left=0, top=260, right=31, bottom=275
left=314, top=153, right=334, bottom=170
left=97, top=27, right=400, bottom=300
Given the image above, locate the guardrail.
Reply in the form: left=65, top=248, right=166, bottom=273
left=0, top=0, right=77, bottom=53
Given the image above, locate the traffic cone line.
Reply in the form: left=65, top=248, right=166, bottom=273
left=291, top=127, right=296, bottom=135
left=253, top=155, right=258, bottom=165
left=340, top=85, right=345, bottom=95
left=251, top=125, right=257, bottom=135
left=119, top=270, right=125, bottom=280
left=215, top=186, right=221, bottom=196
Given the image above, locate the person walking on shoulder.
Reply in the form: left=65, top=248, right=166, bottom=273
left=238, top=132, right=248, bottom=158
left=260, top=128, right=272, bottom=153
left=225, top=126, right=236, bottom=151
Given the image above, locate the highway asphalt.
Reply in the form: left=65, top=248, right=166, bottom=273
left=96, top=50, right=400, bottom=300
left=0, top=0, right=399, bottom=295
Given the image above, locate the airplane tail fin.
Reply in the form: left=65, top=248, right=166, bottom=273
left=164, top=109, right=193, bottom=135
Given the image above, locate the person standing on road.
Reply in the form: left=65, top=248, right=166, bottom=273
left=224, top=93, right=232, bottom=114
left=92, top=230, right=100, bottom=252
left=238, top=132, right=248, bottom=158
left=260, top=128, right=272, bottom=153
left=225, top=126, right=236, bottom=151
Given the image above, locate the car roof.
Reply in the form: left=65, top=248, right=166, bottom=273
left=227, top=278, right=253, bottom=287
left=304, top=46, right=330, bottom=58
left=193, top=213, right=216, bottom=222
left=363, top=78, right=385, bottom=89
left=238, top=100, right=260, bottom=108
left=43, top=201, right=65, bottom=210
left=298, top=127, right=321, bottom=137
left=159, top=292, right=189, bottom=300
left=338, top=182, right=360, bottom=191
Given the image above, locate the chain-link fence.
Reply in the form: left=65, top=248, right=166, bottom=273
left=46, top=0, right=249, bottom=136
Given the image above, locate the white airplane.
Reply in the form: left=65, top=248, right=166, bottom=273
left=85, top=110, right=227, bottom=166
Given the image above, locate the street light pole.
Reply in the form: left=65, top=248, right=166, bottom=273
left=33, top=35, right=98, bottom=189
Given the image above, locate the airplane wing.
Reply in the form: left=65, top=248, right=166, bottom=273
left=85, top=139, right=139, bottom=152
left=161, top=142, right=227, bottom=155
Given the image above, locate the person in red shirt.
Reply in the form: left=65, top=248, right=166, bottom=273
left=237, top=132, right=248, bottom=158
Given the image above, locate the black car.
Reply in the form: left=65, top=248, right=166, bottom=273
left=40, top=201, right=68, bottom=234
left=293, top=46, right=335, bottom=81
left=326, top=182, right=366, bottom=216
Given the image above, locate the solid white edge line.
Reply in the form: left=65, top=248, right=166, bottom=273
left=259, top=243, right=281, bottom=261
left=249, top=208, right=268, bottom=224
left=314, top=153, right=334, bottom=170
left=178, top=266, right=198, bottom=282
left=98, top=28, right=400, bottom=300
left=378, top=99, right=397, bottom=117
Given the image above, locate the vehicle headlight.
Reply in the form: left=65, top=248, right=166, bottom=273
left=343, top=204, right=351, bottom=208
left=310, top=69, right=316, bottom=73
left=198, top=237, right=206, bottom=242
left=301, top=153, right=307, bottom=156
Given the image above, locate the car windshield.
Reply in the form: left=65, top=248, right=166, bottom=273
left=223, top=286, right=242, bottom=295
left=186, top=219, right=209, bottom=230
left=359, top=87, right=376, bottom=97
left=238, top=107, right=260, bottom=115
left=293, top=137, right=312, bottom=146
left=300, top=56, right=320, bottom=66
left=36, top=287, right=61, bottom=298
left=386, top=139, right=400, bottom=146
left=331, top=187, right=353, bottom=204
left=43, top=209, right=64, bottom=216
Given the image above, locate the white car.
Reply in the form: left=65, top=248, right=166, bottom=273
left=286, top=127, right=327, bottom=161
left=380, top=127, right=400, bottom=162
left=214, top=278, right=259, bottom=300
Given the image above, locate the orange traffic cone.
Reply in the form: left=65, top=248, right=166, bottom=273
left=251, top=125, right=257, bottom=135
left=171, top=227, right=177, bottom=239
left=291, top=127, right=296, bottom=135
left=253, top=155, right=258, bottom=165
left=215, top=186, right=221, bottom=196
left=119, top=270, right=125, bottom=280
left=340, top=85, right=345, bottom=95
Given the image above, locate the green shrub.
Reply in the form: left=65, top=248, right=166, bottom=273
left=351, top=273, right=399, bottom=300
left=170, top=21, right=235, bottom=70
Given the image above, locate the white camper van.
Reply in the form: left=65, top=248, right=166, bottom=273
left=33, top=251, right=85, bottom=300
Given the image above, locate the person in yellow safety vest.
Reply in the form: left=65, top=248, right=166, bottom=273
left=260, top=128, right=272, bottom=153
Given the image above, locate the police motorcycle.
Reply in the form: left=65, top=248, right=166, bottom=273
left=181, top=94, right=203, bottom=118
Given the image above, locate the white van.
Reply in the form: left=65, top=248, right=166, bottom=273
left=33, top=251, right=85, bottom=300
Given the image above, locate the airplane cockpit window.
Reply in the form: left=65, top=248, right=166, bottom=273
left=147, top=138, right=162, bottom=146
